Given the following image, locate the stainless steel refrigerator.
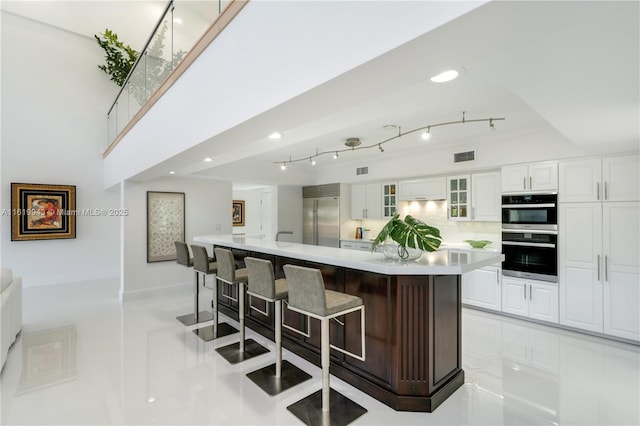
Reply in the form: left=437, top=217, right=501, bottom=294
left=302, top=184, right=340, bottom=247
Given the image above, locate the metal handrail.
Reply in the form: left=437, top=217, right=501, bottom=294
left=106, top=0, right=175, bottom=116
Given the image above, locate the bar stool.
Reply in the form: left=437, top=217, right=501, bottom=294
left=283, top=264, right=367, bottom=426
left=191, top=245, right=238, bottom=341
left=214, top=248, right=269, bottom=364
left=244, top=257, right=311, bottom=395
left=174, top=241, right=212, bottom=326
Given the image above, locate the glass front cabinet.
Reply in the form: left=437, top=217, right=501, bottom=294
left=382, top=182, right=397, bottom=218
left=447, top=175, right=471, bottom=221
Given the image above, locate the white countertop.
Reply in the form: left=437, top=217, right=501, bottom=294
left=194, top=234, right=504, bottom=276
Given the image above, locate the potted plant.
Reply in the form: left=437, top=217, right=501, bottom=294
left=371, top=212, right=442, bottom=260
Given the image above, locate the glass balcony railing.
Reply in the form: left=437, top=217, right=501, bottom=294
left=106, top=0, right=230, bottom=149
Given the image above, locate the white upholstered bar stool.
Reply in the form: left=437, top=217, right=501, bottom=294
left=244, top=257, right=311, bottom=395
left=174, top=241, right=212, bottom=326
left=214, top=248, right=269, bottom=364
left=190, top=245, right=238, bottom=341
left=283, top=264, right=367, bottom=426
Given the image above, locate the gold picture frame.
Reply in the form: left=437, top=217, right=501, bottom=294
left=11, top=183, right=76, bottom=241
left=232, top=200, right=245, bottom=226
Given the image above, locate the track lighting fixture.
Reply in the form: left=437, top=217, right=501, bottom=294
left=274, top=112, right=504, bottom=168
left=280, top=163, right=286, bottom=170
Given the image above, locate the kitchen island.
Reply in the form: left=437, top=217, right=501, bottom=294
left=194, top=234, right=503, bottom=412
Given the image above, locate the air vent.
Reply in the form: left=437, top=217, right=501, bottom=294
left=356, top=166, right=369, bottom=176
left=454, top=150, right=475, bottom=163
left=303, top=183, right=340, bottom=198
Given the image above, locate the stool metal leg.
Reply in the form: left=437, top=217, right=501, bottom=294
left=321, top=318, right=330, bottom=412
left=176, top=271, right=213, bottom=326
left=216, top=281, right=269, bottom=364
left=246, top=298, right=312, bottom=395
left=192, top=276, right=238, bottom=341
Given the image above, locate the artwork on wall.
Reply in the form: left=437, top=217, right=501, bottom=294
left=147, top=191, right=185, bottom=262
left=232, top=200, right=245, bottom=226
left=10, top=183, right=76, bottom=241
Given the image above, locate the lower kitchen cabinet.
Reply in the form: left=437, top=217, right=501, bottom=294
left=502, top=277, right=559, bottom=323
left=462, top=264, right=501, bottom=311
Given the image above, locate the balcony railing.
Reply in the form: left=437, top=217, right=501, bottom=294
left=105, top=0, right=232, bottom=153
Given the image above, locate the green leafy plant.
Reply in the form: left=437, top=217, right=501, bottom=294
left=371, top=212, right=442, bottom=257
left=94, top=29, right=138, bottom=87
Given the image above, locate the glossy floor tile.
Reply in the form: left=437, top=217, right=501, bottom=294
left=1, top=279, right=639, bottom=425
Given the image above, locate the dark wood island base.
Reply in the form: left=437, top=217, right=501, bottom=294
left=214, top=249, right=464, bottom=413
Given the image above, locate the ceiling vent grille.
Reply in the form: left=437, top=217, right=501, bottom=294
left=356, top=166, right=369, bottom=176
left=454, top=151, right=475, bottom=163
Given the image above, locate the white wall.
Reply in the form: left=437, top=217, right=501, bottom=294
left=231, top=188, right=264, bottom=236
left=275, top=185, right=302, bottom=243
left=0, top=11, right=120, bottom=286
left=122, top=177, right=231, bottom=297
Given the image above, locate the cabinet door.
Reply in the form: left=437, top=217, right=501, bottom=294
left=602, top=154, right=640, bottom=201
left=448, top=175, right=471, bottom=221
left=501, top=165, right=528, bottom=193
left=471, top=172, right=501, bottom=221
left=382, top=183, right=397, bottom=218
left=529, top=162, right=558, bottom=191
left=341, top=241, right=357, bottom=250
left=559, top=158, right=602, bottom=202
left=559, top=203, right=603, bottom=332
left=603, top=202, right=640, bottom=340
left=502, top=277, right=528, bottom=317
left=350, top=184, right=366, bottom=219
left=365, top=183, right=382, bottom=220
left=398, top=177, right=446, bottom=200
left=529, top=282, right=559, bottom=323
left=471, top=267, right=502, bottom=311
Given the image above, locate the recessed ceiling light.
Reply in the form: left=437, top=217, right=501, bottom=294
left=430, top=69, right=459, bottom=83
left=204, top=157, right=213, bottom=162
left=169, top=171, right=176, bottom=175
left=268, top=132, right=282, bottom=140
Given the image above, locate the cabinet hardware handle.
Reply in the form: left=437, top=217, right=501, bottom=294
left=529, top=176, right=532, bottom=189
left=597, top=182, right=600, bottom=200
left=605, top=255, right=608, bottom=282
left=472, top=207, right=475, bottom=220
left=604, top=182, right=608, bottom=200
left=597, top=254, right=601, bottom=281
left=496, top=270, right=500, bottom=284
left=523, top=177, right=527, bottom=190
left=523, top=285, right=526, bottom=300
left=529, top=284, right=532, bottom=301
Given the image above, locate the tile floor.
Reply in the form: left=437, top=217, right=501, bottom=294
left=1, top=279, right=639, bottom=425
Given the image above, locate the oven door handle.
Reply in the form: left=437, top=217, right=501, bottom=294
left=502, top=241, right=556, bottom=248
left=502, top=228, right=558, bottom=235
left=501, top=203, right=556, bottom=208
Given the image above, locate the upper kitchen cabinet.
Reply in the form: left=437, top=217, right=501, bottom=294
left=381, top=182, right=398, bottom=218
left=559, top=154, right=639, bottom=203
left=351, top=183, right=381, bottom=220
left=447, top=175, right=471, bottom=221
left=398, top=177, right=446, bottom=201
left=471, top=171, right=501, bottom=222
left=502, top=162, right=558, bottom=193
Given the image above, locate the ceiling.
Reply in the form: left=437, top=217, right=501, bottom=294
left=5, top=1, right=639, bottom=188
left=189, top=0, right=639, bottom=187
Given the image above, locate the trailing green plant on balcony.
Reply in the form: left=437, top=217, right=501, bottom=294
left=94, top=29, right=138, bottom=87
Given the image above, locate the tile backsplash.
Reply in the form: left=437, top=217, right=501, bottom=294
left=342, top=200, right=501, bottom=247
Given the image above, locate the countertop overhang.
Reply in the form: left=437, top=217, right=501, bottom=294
left=193, top=234, right=504, bottom=275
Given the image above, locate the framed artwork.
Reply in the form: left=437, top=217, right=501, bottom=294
left=147, top=191, right=185, bottom=263
left=11, top=183, right=76, bottom=241
left=232, top=200, right=245, bottom=226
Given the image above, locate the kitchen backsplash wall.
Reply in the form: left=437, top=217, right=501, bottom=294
left=342, top=200, right=501, bottom=248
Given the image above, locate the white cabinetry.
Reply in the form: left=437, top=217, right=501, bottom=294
left=351, top=183, right=381, bottom=220
left=340, top=240, right=373, bottom=251
left=447, top=175, right=471, bottom=221
left=381, top=182, right=397, bottom=218
left=559, top=201, right=639, bottom=341
left=559, top=154, right=639, bottom=202
left=471, top=171, right=501, bottom=221
left=462, top=264, right=502, bottom=311
left=502, top=276, right=559, bottom=323
left=502, top=162, right=558, bottom=193
left=398, top=177, right=446, bottom=200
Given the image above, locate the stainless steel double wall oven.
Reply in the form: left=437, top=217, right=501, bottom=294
left=501, top=193, right=558, bottom=282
